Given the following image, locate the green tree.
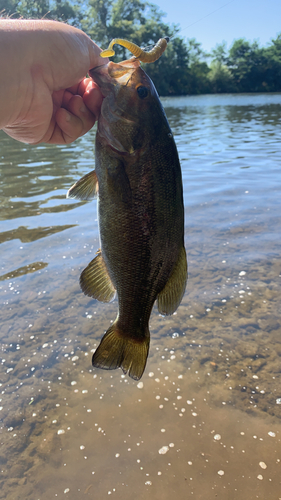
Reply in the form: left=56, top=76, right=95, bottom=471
left=82, top=0, right=177, bottom=54
left=227, top=38, right=268, bottom=92
left=143, top=37, right=191, bottom=95
left=209, top=42, right=236, bottom=92
left=261, top=33, right=281, bottom=92
left=1, top=0, right=78, bottom=23
left=187, top=38, right=211, bottom=94
left=211, top=41, right=228, bottom=64
left=208, top=61, right=236, bottom=92
left=0, top=0, right=20, bottom=16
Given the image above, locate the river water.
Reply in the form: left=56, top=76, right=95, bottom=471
left=1, top=93, right=281, bottom=499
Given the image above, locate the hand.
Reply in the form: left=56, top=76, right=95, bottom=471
left=0, top=20, right=107, bottom=144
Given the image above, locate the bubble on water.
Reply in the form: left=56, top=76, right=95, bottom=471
left=217, top=470, right=224, bottom=476
left=257, top=474, right=263, bottom=480
left=115, top=453, right=120, bottom=458
left=64, top=488, right=70, bottom=493
left=58, top=429, right=65, bottom=435
left=158, top=446, right=169, bottom=455
left=268, top=431, right=276, bottom=437
left=71, top=381, right=77, bottom=386
left=214, top=434, right=221, bottom=441
left=80, top=445, right=85, bottom=450
left=145, top=481, right=152, bottom=485
left=148, top=372, right=154, bottom=377
left=239, top=271, right=246, bottom=276
left=72, top=356, right=79, bottom=361
left=172, top=332, right=179, bottom=338
left=161, top=429, right=166, bottom=433
left=259, top=462, right=267, bottom=469
left=188, top=461, right=192, bottom=465
left=137, top=382, right=143, bottom=389
left=187, top=400, right=192, bottom=405
left=276, top=398, right=281, bottom=405
left=169, top=443, right=175, bottom=448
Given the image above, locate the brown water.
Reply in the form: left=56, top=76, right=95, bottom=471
left=1, top=93, right=281, bottom=499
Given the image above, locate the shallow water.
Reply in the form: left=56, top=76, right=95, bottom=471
left=1, top=93, right=281, bottom=499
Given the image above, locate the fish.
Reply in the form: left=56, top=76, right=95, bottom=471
left=67, top=57, right=187, bottom=380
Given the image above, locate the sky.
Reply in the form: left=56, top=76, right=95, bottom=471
left=152, top=0, right=281, bottom=51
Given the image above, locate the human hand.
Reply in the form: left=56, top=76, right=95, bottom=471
left=0, top=20, right=107, bottom=144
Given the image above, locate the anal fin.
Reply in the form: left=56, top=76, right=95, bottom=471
left=157, top=246, right=188, bottom=315
left=80, top=249, right=116, bottom=302
left=67, top=170, right=98, bottom=200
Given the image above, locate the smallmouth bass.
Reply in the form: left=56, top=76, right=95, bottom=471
left=68, top=58, right=187, bottom=380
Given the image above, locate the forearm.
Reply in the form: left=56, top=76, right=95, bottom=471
left=0, top=20, right=32, bottom=128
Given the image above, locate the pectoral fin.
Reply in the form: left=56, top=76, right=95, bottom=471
left=157, top=246, right=187, bottom=315
left=67, top=170, right=98, bottom=200
left=80, top=250, right=116, bottom=302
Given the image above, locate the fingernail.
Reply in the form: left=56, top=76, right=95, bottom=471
left=65, top=112, right=71, bottom=122
left=80, top=104, right=87, bottom=113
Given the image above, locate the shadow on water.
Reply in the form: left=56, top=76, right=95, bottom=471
left=0, top=225, right=77, bottom=244
left=1, top=94, right=281, bottom=499
left=0, top=262, right=48, bottom=281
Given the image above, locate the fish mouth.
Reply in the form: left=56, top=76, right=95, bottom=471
left=90, top=58, right=146, bottom=154
left=89, top=59, right=141, bottom=96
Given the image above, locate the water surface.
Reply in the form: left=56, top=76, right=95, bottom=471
left=1, top=93, right=281, bottom=499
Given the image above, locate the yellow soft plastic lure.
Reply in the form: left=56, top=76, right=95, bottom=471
left=100, top=37, right=169, bottom=63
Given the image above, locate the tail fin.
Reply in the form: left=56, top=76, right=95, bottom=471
left=92, top=322, right=150, bottom=381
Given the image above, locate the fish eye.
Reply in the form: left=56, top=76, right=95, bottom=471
left=137, top=86, right=149, bottom=99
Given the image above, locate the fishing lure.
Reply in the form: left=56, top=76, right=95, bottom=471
left=100, top=36, right=169, bottom=63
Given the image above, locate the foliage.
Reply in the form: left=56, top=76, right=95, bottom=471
left=1, top=0, right=79, bottom=23
left=2, top=0, right=281, bottom=95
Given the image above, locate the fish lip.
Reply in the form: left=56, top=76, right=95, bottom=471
left=89, top=63, right=108, bottom=74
